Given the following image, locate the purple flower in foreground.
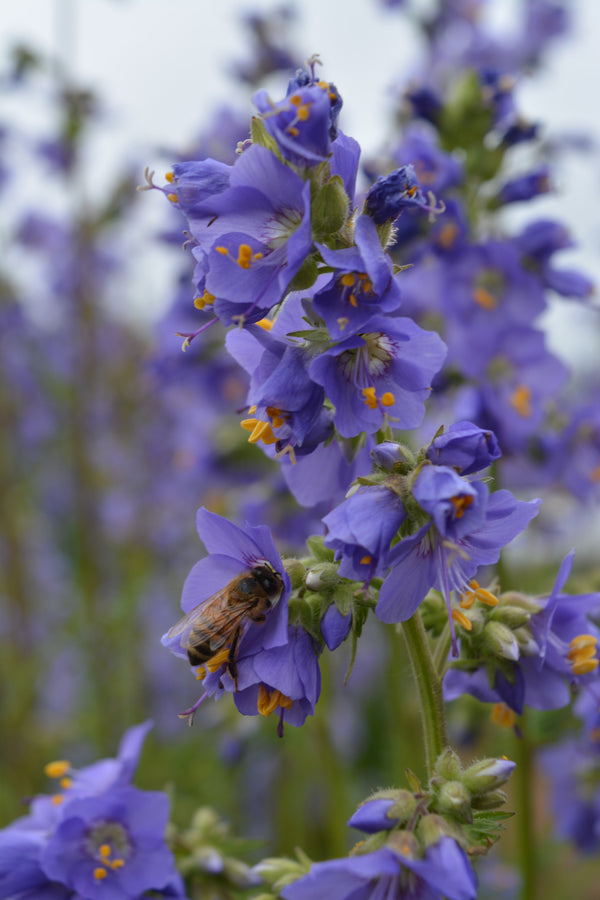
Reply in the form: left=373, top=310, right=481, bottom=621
left=376, top=466, right=540, bottom=645
left=162, top=508, right=290, bottom=716
left=322, top=484, right=406, bottom=582
left=253, top=80, right=341, bottom=167
left=0, top=723, right=185, bottom=900
left=426, top=421, right=501, bottom=475
left=309, top=315, right=447, bottom=438
left=313, top=214, right=403, bottom=339
left=280, top=836, right=477, bottom=900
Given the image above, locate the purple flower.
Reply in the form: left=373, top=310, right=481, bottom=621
left=0, top=724, right=185, bottom=900
left=309, top=315, right=447, bottom=438
left=232, top=624, right=322, bottom=733
left=347, top=798, right=400, bottom=834
left=322, top=485, right=406, bottom=582
left=376, top=467, right=540, bottom=638
left=444, top=553, right=600, bottom=713
left=253, top=80, right=341, bottom=167
left=177, top=145, right=313, bottom=325
left=280, top=836, right=477, bottom=900
left=162, top=507, right=289, bottom=676
left=320, top=604, right=352, bottom=651
left=426, top=421, right=502, bottom=475
left=497, top=166, right=551, bottom=205
left=365, top=164, right=442, bottom=225
left=313, top=214, right=403, bottom=339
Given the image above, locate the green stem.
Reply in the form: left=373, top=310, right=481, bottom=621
left=515, top=717, right=537, bottom=900
left=432, top=622, right=452, bottom=678
left=400, top=612, right=448, bottom=773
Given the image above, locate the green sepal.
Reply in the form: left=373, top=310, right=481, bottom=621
left=250, top=116, right=281, bottom=158
left=305, top=535, right=335, bottom=563
left=286, top=254, right=319, bottom=292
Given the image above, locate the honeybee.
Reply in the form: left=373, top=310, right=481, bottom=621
left=167, top=562, right=284, bottom=686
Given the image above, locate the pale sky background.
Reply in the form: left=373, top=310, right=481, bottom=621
left=2, top=0, right=600, bottom=361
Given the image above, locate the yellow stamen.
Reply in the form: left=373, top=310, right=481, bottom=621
left=59, top=777, right=72, bottom=790
left=257, top=685, right=293, bottom=717
left=437, top=223, right=459, bottom=249
left=237, top=244, right=253, bottom=268
left=341, top=273, right=356, bottom=287
left=165, top=171, right=174, bottom=183
left=474, top=586, right=499, bottom=607
left=194, top=290, right=215, bottom=310
left=572, top=659, right=599, bottom=675
left=568, top=634, right=598, bottom=653
left=349, top=293, right=358, bottom=307
left=510, top=384, right=532, bottom=418
left=491, top=702, right=516, bottom=728
left=206, top=646, right=232, bottom=673
left=289, top=94, right=302, bottom=106
left=406, top=185, right=418, bottom=197
left=51, top=794, right=64, bottom=806
left=44, top=760, right=71, bottom=778
left=589, top=463, right=600, bottom=483
left=362, top=387, right=378, bottom=409
left=381, top=392, right=395, bottom=407
left=93, top=867, right=108, bottom=881
left=460, top=589, right=476, bottom=609
left=287, top=125, right=299, bottom=137
left=215, top=246, right=229, bottom=256
left=110, top=859, right=125, bottom=870
left=360, top=555, right=372, bottom=565
left=99, top=845, right=112, bottom=859
left=451, top=608, right=472, bottom=631
left=256, top=318, right=273, bottom=331
left=473, top=286, right=497, bottom=310
left=450, top=494, right=474, bottom=519
left=167, top=193, right=178, bottom=203
left=296, top=104, right=310, bottom=122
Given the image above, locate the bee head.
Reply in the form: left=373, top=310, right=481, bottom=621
left=251, top=563, right=283, bottom=598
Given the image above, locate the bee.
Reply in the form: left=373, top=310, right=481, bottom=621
left=167, top=562, right=284, bottom=687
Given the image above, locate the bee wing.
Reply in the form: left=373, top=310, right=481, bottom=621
left=166, top=592, right=256, bottom=646
left=197, top=602, right=258, bottom=652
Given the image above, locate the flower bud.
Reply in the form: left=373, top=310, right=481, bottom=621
left=305, top=562, right=342, bottom=591
left=462, top=758, right=516, bottom=796
left=483, top=621, right=520, bottom=661
left=254, top=857, right=310, bottom=893
left=385, top=830, right=420, bottom=859
left=489, top=605, right=531, bottom=630
left=312, top=176, right=350, bottom=237
left=347, top=797, right=403, bottom=834
left=435, top=781, right=472, bottom=823
left=415, top=814, right=452, bottom=849
left=470, top=789, right=509, bottom=810
left=497, top=591, right=543, bottom=616
left=283, top=558, right=307, bottom=591
left=514, top=627, right=540, bottom=656
left=434, top=747, right=463, bottom=781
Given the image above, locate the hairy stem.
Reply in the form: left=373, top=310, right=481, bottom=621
left=400, top=612, right=448, bottom=773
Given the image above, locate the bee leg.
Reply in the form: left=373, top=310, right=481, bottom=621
left=227, top=627, right=242, bottom=691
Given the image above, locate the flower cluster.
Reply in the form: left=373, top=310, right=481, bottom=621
left=0, top=722, right=184, bottom=899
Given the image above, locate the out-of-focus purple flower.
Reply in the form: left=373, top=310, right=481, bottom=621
left=0, top=723, right=185, bottom=899
left=497, top=166, right=551, bottom=204
left=280, top=836, right=477, bottom=900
